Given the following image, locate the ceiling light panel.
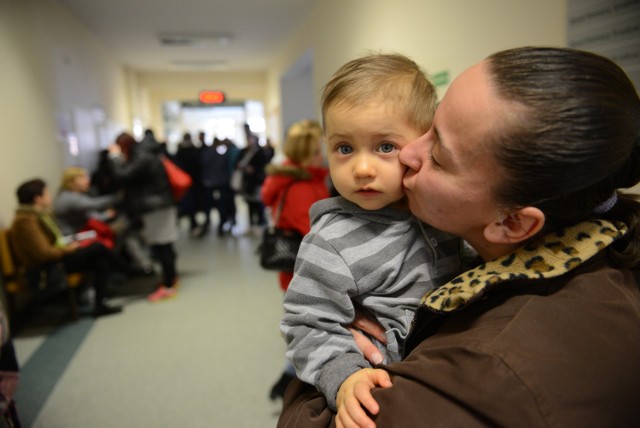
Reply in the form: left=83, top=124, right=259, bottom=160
left=169, top=60, right=228, bottom=71
left=158, top=32, right=234, bottom=47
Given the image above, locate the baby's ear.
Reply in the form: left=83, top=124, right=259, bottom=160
left=484, top=207, right=545, bottom=244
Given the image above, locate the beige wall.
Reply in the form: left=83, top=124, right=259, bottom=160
left=0, top=0, right=129, bottom=226
left=267, top=0, right=567, bottom=127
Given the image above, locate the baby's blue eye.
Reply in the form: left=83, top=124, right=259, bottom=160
left=379, top=143, right=396, bottom=153
left=338, top=145, right=353, bottom=155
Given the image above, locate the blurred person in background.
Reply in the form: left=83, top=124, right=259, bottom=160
left=199, top=137, right=236, bottom=237
left=90, top=149, right=121, bottom=196
left=108, top=132, right=180, bottom=302
left=89, top=151, right=155, bottom=276
left=9, top=178, right=124, bottom=317
left=174, top=132, right=202, bottom=236
left=235, top=132, right=271, bottom=233
left=53, top=166, right=119, bottom=246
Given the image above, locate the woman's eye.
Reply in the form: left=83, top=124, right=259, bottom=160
left=337, top=145, right=353, bottom=155
left=378, top=142, right=396, bottom=153
left=428, top=147, right=441, bottom=168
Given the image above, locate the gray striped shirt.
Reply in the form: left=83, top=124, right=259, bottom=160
left=281, top=196, right=463, bottom=409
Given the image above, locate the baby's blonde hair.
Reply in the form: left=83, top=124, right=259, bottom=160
left=283, top=119, right=323, bottom=166
left=60, top=166, right=87, bottom=191
left=321, top=53, right=436, bottom=134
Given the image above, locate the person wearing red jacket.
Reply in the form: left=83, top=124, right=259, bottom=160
left=261, top=120, right=330, bottom=291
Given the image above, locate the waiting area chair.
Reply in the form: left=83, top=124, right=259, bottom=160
left=0, top=228, right=83, bottom=325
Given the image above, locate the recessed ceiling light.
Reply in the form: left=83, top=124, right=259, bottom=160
left=169, top=60, right=228, bottom=71
left=158, top=32, right=234, bottom=47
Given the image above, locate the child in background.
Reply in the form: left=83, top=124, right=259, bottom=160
left=280, top=54, right=464, bottom=421
left=261, top=119, right=330, bottom=400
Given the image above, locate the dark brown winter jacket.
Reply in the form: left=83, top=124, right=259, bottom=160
left=278, top=220, right=640, bottom=427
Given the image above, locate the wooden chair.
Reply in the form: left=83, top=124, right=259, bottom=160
left=0, top=229, right=83, bottom=325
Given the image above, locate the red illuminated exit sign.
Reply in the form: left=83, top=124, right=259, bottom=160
left=199, top=91, right=226, bottom=104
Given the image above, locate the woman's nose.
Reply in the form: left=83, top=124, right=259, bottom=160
left=400, top=135, right=423, bottom=171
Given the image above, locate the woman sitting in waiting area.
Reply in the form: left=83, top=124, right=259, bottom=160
left=9, top=178, right=124, bottom=317
left=53, top=166, right=120, bottom=237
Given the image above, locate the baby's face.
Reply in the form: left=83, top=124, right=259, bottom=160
left=324, top=101, right=422, bottom=211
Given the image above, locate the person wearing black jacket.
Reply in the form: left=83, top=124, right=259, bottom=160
left=108, top=132, right=180, bottom=302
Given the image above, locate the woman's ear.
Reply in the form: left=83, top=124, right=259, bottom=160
left=484, top=207, right=545, bottom=245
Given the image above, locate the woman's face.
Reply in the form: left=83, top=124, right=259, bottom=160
left=35, top=187, right=52, bottom=210
left=400, top=61, right=507, bottom=250
left=309, top=142, right=325, bottom=168
left=72, top=172, right=90, bottom=193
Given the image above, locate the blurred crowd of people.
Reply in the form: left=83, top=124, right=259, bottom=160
left=7, top=125, right=280, bottom=314
left=173, top=124, right=275, bottom=238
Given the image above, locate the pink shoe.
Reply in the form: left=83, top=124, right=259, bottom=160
left=147, top=286, right=177, bottom=302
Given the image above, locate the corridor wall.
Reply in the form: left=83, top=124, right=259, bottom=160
left=266, top=0, right=567, bottom=130
left=0, top=0, right=129, bottom=226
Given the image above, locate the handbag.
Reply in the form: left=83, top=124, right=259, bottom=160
left=258, top=182, right=303, bottom=271
left=160, top=156, right=193, bottom=201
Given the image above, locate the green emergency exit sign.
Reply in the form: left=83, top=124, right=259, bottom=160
left=431, top=70, right=449, bottom=87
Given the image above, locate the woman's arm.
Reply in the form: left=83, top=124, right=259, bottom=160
left=279, top=334, right=544, bottom=427
left=55, top=191, right=117, bottom=216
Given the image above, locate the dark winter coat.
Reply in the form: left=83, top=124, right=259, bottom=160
left=108, top=140, right=174, bottom=216
left=278, top=220, right=640, bottom=427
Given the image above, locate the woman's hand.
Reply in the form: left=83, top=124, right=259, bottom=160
left=66, top=241, right=81, bottom=251
left=351, top=306, right=386, bottom=365
left=336, top=368, right=392, bottom=428
left=108, top=144, right=121, bottom=156
left=105, top=208, right=117, bottom=220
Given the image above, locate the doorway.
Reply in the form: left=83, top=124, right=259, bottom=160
left=162, top=100, right=266, bottom=152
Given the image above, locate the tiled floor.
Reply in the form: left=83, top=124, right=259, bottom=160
left=13, top=208, right=288, bottom=428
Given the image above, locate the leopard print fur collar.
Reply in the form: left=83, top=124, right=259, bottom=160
left=422, top=220, right=627, bottom=313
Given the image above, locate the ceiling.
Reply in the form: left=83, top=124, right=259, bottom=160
left=57, top=0, right=319, bottom=73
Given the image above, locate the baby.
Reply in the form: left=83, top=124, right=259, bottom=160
left=281, top=53, right=463, bottom=420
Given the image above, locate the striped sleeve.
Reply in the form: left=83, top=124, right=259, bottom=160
left=281, top=218, right=369, bottom=410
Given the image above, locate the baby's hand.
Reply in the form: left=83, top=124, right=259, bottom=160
left=336, top=368, right=392, bottom=428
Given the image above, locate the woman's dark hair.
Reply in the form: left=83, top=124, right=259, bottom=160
left=486, top=47, right=640, bottom=267
left=16, top=178, right=46, bottom=204
left=115, top=132, right=137, bottom=159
